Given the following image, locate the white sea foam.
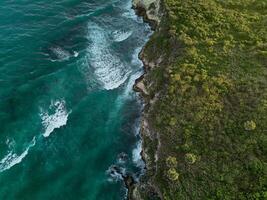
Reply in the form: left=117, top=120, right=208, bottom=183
left=112, top=30, right=132, bottom=42
left=125, top=71, right=142, bottom=97
left=106, top=165, right=126, bottom=182
left=0, top=137, right=36, bottom=173
left=121, top=11, right=135, bottom=19
left=132, top=141, right=144, bottom=168
left=87, top=24, right=130, bottom=90
left=73, top=51, right=79, bottom=57
left=50, top=46, right=71, bottom=61
left=91, top=51, right=130, bottom=90
left=117, top=152, right=128, bottom=164
left=131, top=47, right=143, bottom=66
left=121, top=1, right=138, bottom=20
left=6, top=138, right=16, bottom=149
left=40, top=100, right=69, bottom=137
left=105, top=70, right=143, bottom=127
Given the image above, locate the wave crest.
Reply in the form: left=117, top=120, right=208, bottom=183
left=50, top=46, right=71, bottom=61
left=40, top=100, right=69, bottom=137
left=112, top=30, right=132, bottom=42
left=49, top=46, right=79, bottom=62
left=87, top=24, right=130, bottom=90
left=0, top=137, right=36, bottom=173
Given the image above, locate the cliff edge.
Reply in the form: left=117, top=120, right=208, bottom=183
left=133, top=0, right=267, bottom=200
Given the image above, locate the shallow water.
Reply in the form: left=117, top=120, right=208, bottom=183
left=0, top=0, right=151, bottom=199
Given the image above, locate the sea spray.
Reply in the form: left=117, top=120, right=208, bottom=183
left=40, top=100, right=70, bottom=138
left=0, top=137, right=36, bottom=172
left=87, top=23, right=130, bottom=90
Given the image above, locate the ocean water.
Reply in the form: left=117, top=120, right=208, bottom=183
left=0, top=0, right=151, bottom=199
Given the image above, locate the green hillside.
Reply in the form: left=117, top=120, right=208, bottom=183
left=140, top=0, right=267, bottom=199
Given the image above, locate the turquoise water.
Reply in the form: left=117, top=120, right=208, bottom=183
left=0, top=0, right=151, bottom=199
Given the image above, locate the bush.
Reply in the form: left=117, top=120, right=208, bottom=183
left=166, top=156, right=177, bottom=168
left=166, top=168, right=179, bottom=181
left=244, top=120, right=257, bottom=131
left=185, top=153, right=197, bottom=164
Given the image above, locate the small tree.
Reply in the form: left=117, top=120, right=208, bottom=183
left=166, top=156, right=177, bottom=168
left=169, top=118, right=176, bottom=126
left=167, top=168, right=179, bottom=181
left=244, top=120, right=256, bottom=131
left=185, top=153, right=197, bottom=164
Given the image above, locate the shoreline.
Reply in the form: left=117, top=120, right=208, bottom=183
left=129, top=0, right=267, bottom=199
left=127, top=0, right=163, bottom=199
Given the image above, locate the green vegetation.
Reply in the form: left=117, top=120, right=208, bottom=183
left=185, top=153, right=197, bottom=164
left=166, top=168, right=179, bottom=182
left=244, top=120, right=257, bottom=131
left=166, top=156, right=178, bottom=168
left=140, top=0, right=267, bottom=199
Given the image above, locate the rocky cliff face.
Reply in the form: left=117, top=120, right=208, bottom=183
left=131, top=0, right=163, bottom=199
left=132, top=0, right=162, bottom=29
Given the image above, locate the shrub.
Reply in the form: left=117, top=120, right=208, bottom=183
left=248, top=157, right=264, bottom=175
left=180, top=143, right=190, bottom=152
left=166, top=168, right=179, bottom=181
left=244, top=120, right=256, bottom=131
left=185, top=153, right=197, bottom=164
left=166, top=156, right=177, bottom=168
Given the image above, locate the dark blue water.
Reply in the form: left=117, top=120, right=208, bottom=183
left=0, top=0, right=151, bottom=199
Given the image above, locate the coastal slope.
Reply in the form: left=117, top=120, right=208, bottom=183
left=133, top=0, right=267, bottom=199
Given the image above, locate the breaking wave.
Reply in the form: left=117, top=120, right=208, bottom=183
left=132, top=140, right=144, bottom=168
left=121, top=1, right=139, bottom=20
left=0, top=137, right=36, bottom=173
left=49, top=46, right=79, bottom=62
left=50, top=46, right=71, bottom=61
left=87, top=24, right=130, bottom=90
left=106, top=165, right=126, bottom=182
left=112, top=30, right=132, bottom=42
left=40, top=100, right=70, bottom=137
left=73, top=51, right=79, bottom=57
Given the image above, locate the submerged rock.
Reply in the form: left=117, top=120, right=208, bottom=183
left=117, top=152, right=128, bottom=164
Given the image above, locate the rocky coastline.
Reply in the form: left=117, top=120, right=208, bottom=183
left=127, top=0, right=267, bottom=199
left=127, top=0, right=164, bottom=199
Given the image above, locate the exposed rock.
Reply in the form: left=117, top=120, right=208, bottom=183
left=132, top=0, right=162, bottom=29
left=107, top=165, right=136, bottom=200
left=134, top=77, right=149, bottom=96
left=124, top=175, right=136, bottom=200
left=117, top=152, right=128, bottom=164
left=131, top=0, right=164, bottom=199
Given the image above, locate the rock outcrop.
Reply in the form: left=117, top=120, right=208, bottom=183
left=132, top=0, right=162, bottom=29
left=131, top=0, right=164, bottom=199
